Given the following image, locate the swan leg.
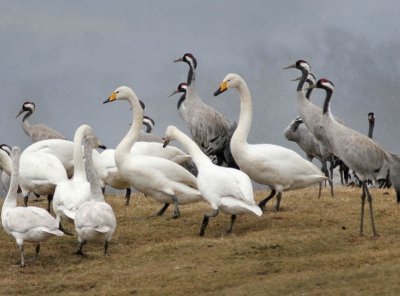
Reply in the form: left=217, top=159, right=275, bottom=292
left=225, top=215, right=237, bottom=235
left=317, top=182, right=322, bottom=199
left=328, top=161, right=334, bottom=197
left=101, top=187, right=105, bottom=194
left=46, top=194, right=53, bottom=213
left=156, top=203, right=170, bottom=216
left=73, top=241, right=86, bottom=256
left=124, top=188, right=131, bottom=206
left=364, top=183, right=377, bottom=237
left=359, top=183, right=366, bottom=236
left=17, top=244, right=26, bottom=267
left=59, top=223, right=73, bottom=236
left=171, top=195, right=180, bottom=219
left=258, top=190, right=276, bottom=212
left=104, top=241, right=109, bottom=258
left=33, top=244, right=40, bottom=262
left=274, top=192, right=282, bottom=212
left=23, top=195, right=28, bottom=207
left=200, top=209, right=219, bottom=236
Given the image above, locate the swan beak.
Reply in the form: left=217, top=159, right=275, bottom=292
left=173, top=57, right=184, bottom=63
left=283, top=63, right=296, bottom=70
left=214, top=81, right=228, bottom=96
left=291, top=76, right=301, bottom=82
left=103, top=92, right=117, bottom=104
left=15, top=109, right=25, bottom=118
left=168, top=89, right=180, bottom=97
left=98, top=143, right=107, bottom=150
left=302, top=84, right=316, bottom=91
left=162, top=138, right=170, bottom=148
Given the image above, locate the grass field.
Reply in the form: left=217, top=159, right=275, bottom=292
left=1, top=186, right=400, bottom=295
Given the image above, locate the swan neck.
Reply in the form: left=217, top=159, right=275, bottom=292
left=72, top=127, right=87, bottom=181
left=84, top=139, right=104, bottom=201
left=172, top=129, right=211, bottom=167
left=232, top=81, right=252, bottom=146
left=115, top=94, right=143, bottom=166
left=3, top=149, right=20, bottom=209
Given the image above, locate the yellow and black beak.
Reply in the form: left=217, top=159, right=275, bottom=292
left=103, top=92, right=117, bottom=104
left=214, top=81, right=228, bottom=96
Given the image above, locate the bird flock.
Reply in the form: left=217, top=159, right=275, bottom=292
left=1, top=54, right=398, bottom=267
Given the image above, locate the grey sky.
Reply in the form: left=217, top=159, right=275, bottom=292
left=1, top=1, right=400, bottom=191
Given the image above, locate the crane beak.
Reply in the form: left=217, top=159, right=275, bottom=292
left=214, top=81, right=228, bottom=96
left=173, top=57, right=184, bottom=63
left=162, top=138, right=170, bottom=148
left=302, top=84, right=316, bottom=91
left=15, top=109, right=25, bottom=118
left=283, top=63, right=296, bottom=70
left=291, top=76, right=301, bottom=82
left=103, top=92, right=117, bottom=104
left=168, top=89, right=180, bottom=97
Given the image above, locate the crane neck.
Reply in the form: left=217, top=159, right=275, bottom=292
left=297, top=67, right=309, bottom=92
left=186, top=60, right=196, bottom=86
left=21, top=111, right=33, bottom=139
left=177, top=94, right=186, bottom=110
left=368, top=121, right=375, bottom=139
left=305, top=88, right=314, bottom=101
left=322, top=88, right=334, bottom=116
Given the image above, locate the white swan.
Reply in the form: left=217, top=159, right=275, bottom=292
left=214, top=74, right=330, bottom=212
left=19, top=144, right=68, bottom=212
left=73, top=136, right=116, bottom=257
left=52, top=125, right=105, bottom=235
left=103, top=86, right=202, bottom=218
left=0, top=146, right=12, bottom=194
left=2, top=146, right=63, bottom=267
left=163, top=125, right=262, bottom=236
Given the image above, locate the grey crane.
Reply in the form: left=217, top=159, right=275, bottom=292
left=15, top=102, right=66, bottom=143
left=173, top=53, right=238, bottom=169
left=304, top=78, right=392, bottom=237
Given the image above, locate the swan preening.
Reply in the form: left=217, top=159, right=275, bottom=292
left=2, top=147, right=63, bottom=266
left=214, top=73, right=329, bottom=212
left=103, top=86, right=202, bottom=218
left=163, top=125, right=262, bottom=236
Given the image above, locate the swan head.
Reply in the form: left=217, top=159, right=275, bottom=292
left=15, top=102, right=36, bottom=118
left=214, top=73, right=243, bottom=96
left=173, top=53, right=197, bottom=69
left=162, top=125, right=179, bottom=148
left=168, top=83, right=187, bottom=97
left=85, top=135, right=106, bottom=150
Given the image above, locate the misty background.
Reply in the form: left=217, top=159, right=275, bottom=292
left=1, top=1, right=399, bottom=194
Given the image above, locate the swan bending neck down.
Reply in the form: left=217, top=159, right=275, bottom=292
left=73, top=136, right=116, bottom=257
left=103, top=86, right=202, bottom=218
left=1, top=147, right=63, bottom=267
left=163, top=125, right=262, bottom=236
left=214, top=74, right=329, bottom=212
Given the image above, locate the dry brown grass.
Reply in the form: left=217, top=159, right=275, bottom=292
left=1, top=186, right=400, bottom=295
